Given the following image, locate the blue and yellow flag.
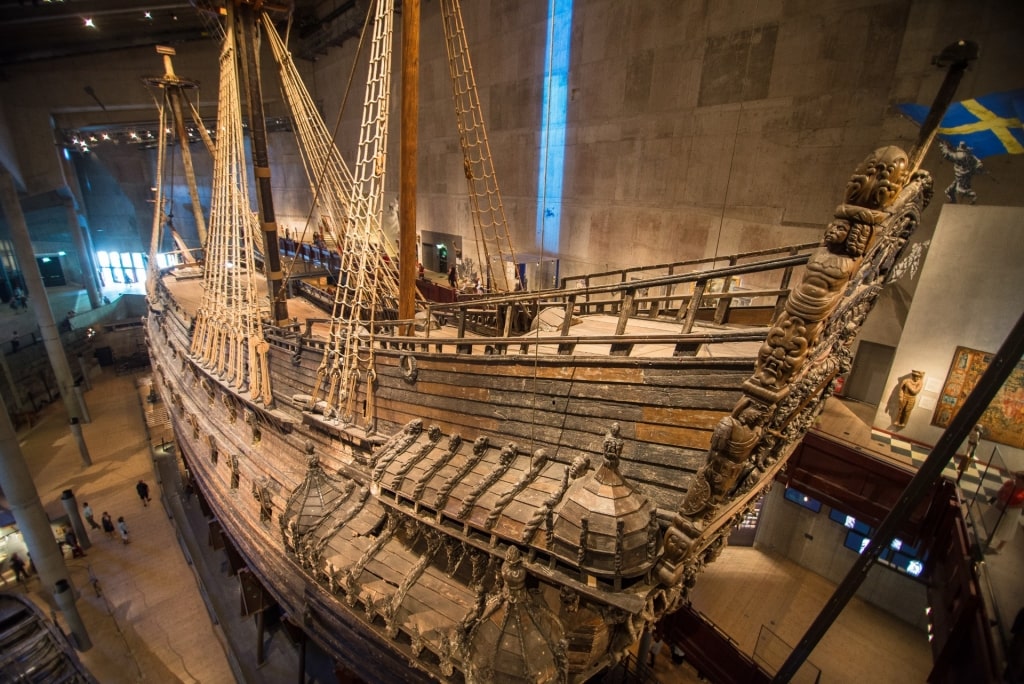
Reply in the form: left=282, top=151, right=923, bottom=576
left=897, top=89, right=1024, bottom=158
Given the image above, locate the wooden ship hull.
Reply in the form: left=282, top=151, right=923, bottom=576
left=0, top=592, right=98, bottom=683
left=142, top=3, right=957, bottom=681
left=146, top=148, right=934, bottom=683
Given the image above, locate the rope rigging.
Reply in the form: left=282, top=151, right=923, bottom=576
left=440, top=0, right=520, bottom=293
left=188, top=15, right=271, bottom=405
left=307, top=0, right=399, bottom=424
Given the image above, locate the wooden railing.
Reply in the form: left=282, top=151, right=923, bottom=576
left=560, top=241, right=818, bottom=289
left=418, top=249, right=814, bottom=339
left=273, top=246, right=817, bottom=359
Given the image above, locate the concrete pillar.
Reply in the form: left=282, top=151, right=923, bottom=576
left=77, top=354, right=92, bottom=391
left=0, top=170, right=91, bottom=466
left=72, top=382, right=90, bottom=423
left=54, top=580, right=92, bottom=651
left=59, top=489, right=90, bottom=550
left=69, top=419, right=91, bottom=467
left=60, top=195, right=102, bottom=310
left=0, top=386, right=79, bottom=605
left=0, top=352, right=24, bottom=411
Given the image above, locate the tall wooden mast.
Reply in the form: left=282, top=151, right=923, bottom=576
left=235, top=0, right=289, bottom=325
left=399, top=0, right=420, bottom=322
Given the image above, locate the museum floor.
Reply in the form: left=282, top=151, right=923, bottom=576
left=0, top=286, right=1019, bottom=683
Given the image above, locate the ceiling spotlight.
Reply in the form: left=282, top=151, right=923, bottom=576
left=102, top=133, right=110, bottom=140
left=84, top=18, right=96, bottom=29
left=144, top=12, right=153, bottom=20
left=129, top=132, right=139, bottom=140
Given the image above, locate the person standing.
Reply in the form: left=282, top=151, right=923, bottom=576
left=117, top=516, right=130, bottom=545
left=101, top=512, right=116, bottom=539
left=136, top=480, right=151, bottom=506
left=648, top=630, right=664, bottom=667
left=448, top=266, right=458, bottom=289
left=9, top=553, right=26, bottom=582
left=63, top=528, right=85, bottom=558
left=82, top=502, right=100, bottom=530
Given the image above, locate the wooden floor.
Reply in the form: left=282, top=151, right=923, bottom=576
left=686, top=547, right=932, bottom=683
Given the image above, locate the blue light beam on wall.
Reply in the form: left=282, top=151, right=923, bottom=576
left=536, top=0, right=573, bottom=255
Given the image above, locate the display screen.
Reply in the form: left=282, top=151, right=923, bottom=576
left=783, top=486, right=822, bottom=513
left=829, top=508, right=871, bottom=535
left=839, top=513, right=926, bottom=580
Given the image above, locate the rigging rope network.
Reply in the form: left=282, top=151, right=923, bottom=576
left=189, top=17, right=272, bottom=405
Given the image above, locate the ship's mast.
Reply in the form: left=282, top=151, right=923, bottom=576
left=234, top=0, right=289, bottom=325
left=398, top=0, right=420, bottom=323
left=143, top=47, right=205, bottom=262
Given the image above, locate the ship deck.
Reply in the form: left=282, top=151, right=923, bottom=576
left=162, top=271, right=765, bottom=359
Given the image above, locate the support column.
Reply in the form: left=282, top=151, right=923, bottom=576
left=77, top=354, right=92, bottom=391
left=61, top=195, right=102, bottom=310
left=0, top=389, right=85, bottom=636
left=59, top=489, right=91, bottom=550
left=69, top=418, right=91, bottom=466
left=73, top=382, right=90, bottom=423
left=54, top=580, right=92, bottom=651
left=0, top=170, right=91, bottom=465
left=0, top=352, right=24, bottom=411
left=256, top=608, right=266, bottom=666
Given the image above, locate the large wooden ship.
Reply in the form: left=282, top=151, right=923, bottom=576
left=144, top=2, right=954, bottom=681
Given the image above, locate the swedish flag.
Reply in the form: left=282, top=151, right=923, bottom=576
left=898, top=89, right=1024, bottom=158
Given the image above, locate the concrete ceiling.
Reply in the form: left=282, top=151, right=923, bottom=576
left=0, top=0, right=368, bottom=72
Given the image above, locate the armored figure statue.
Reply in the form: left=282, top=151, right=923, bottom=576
left=682, top=399, right=769, bottom=517
left=939, top=140, right=982, bottom=204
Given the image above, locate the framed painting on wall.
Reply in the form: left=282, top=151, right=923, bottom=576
left=931, top=346, right=1024, bottom=448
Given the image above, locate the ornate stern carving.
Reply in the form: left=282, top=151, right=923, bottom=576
left=465, top=547, right=568, bottom=684
left=224, top=394, right=238, bottom=424
left=549, top=423, right=656, bottom=584
left=244, top=409, right=262, bottom=443
left=656, top=146, right=928, bottom=591
left=371, top=418, right=423, bottom=480
left=253, top=477, right=274, bottom=524
left=522, top=455, right=589, bottom=546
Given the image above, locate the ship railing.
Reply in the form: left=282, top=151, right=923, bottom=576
left=290, top=316, right=766, bottom=359
left=560, top=241, right=819, bottom=291
left=416, top=249, right=814, bottom=338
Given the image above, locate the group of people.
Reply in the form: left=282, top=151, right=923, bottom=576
left=74, top=481, right=149, bottom=552
left=647, top=628, right=687, bottom=670
left=4, top=480, right=151, bottom=585
left=83, top=500, right=132, bottom=545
